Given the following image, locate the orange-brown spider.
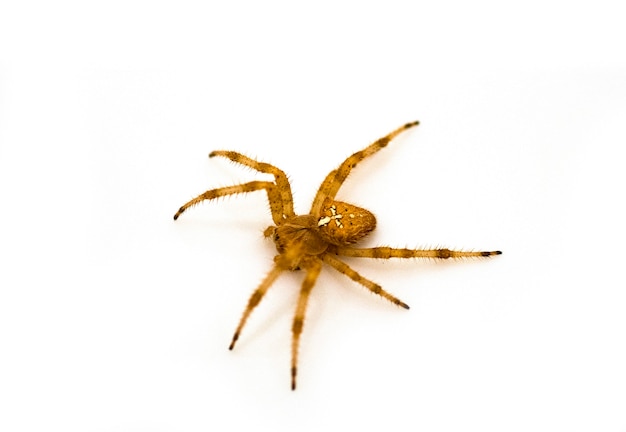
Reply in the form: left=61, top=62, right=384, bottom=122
left=173, top=121, right=501, bottom=390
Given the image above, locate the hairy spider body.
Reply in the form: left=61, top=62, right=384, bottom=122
left=174, top=121, right=501, bottom=390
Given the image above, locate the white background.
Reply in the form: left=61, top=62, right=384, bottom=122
left=1, top=1, right=625, bottom=431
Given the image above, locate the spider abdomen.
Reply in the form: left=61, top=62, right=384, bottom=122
left=317, top=199, right=376, bottom=246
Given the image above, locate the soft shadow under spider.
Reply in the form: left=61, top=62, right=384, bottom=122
left=174, top=120, right=501, bottom=390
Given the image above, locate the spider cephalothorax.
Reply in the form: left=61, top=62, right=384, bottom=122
left=174, top=121, right=501, bottom=390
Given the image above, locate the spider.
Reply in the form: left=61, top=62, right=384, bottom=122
left=173, top=121, right=501, bottom=390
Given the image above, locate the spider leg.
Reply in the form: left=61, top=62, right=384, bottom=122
left=335, top=246, right=502, bottom=259
left=173, top=181, right=286, bottom=225
left=310, top=121, right=419, bottom=214
left=210, top=151, right=294, bottom=217
left=291, top=257, right=322, bottom=390
left=322, top=253, right=409, bottom=309
left=229, top=264, right=283, bottom=350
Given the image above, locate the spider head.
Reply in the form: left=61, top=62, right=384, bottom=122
left=316, top=199, right=376, bottom=246
left=265, top=216, right=329, bottom=269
